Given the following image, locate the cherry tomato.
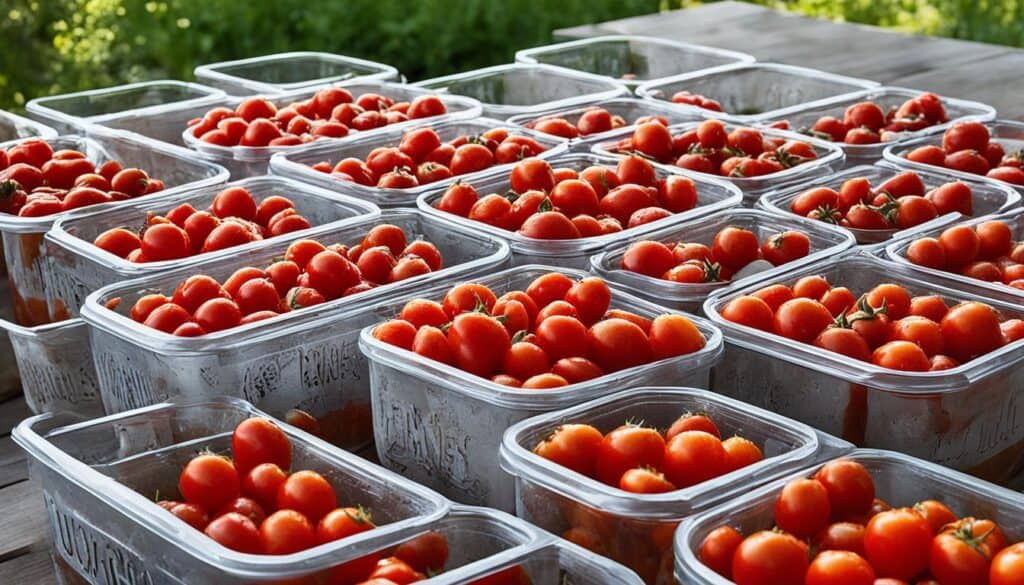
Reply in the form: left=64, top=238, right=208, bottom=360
left=232, top=417, right=291, bottom=476
left=775, top=478, right=832, bottom=538
left=595, top=424, right=665, bottom=486
left=722, top=436, right=763, bottom=472
left=816, top=522, right=866, bottom=556
left=619, top=467, right=676, bottom=493
left=662, top=430, right=727, bottom=488
left=721, top=295, right=774, bottom=332
left=587, top=317, right=653, bottom=372
left=774, top=298, right=833, bottom=342
left=204, top=512, right=262, bottom=553
left=394, top=531, right=449, bottom=574
left=815, top=459, right=874, bottom=518
left=940, top=301, right=1003, bottom=361
left=241, top=463, right=287, bottom=512
left=805, top=550, right=875, bottom=585
left=731, top=530, right=808, bottom=585
left=179, top=454, right=240, bottom=512
left=277, top=470, right=336, bottom=523
left=649, top=314, right=704, bottom=358
left=260, top=509, right=316, bottom=555
left=761, top=230, right=810, bottom=266
left=864, top=508, right=932, bottom=579
left=317, top=506, right=375, bottom=544
left=533, top=423, right=604, bottom=477
left=698, top=526, right=743, bottom=579
left=990, top=542, right=1024, bottom=585
left=447, top=312, right=511, bottom=376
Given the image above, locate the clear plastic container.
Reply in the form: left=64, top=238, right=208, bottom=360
left=458, top=539, right=646, bottom=584
left=0, top=108, right=57, bottom=141
left=758, top=161, right=1021, bottom=247
left=884, top=119, right=1024, bottom=193
left=674, top=449, right=1024, bottom=585
left=0, top=131, right=229, bottom=327
left=590, top=208, right=856, bottom=311
left=885, top=206, right=1024, bottom=304
left=25, top=80, right=227, bottom=146
left=358, top=265, right=724, bottom=511
left=635, top=62, right=879, bottom=123
left=591, top=121, right=845, bottom=206
left=181, top=81, right=482, bottom=178
left=80, top=210, right=510, bottom=449
left=703, top=253, right=1024, bottom=487
left=269, top=118, right=568, bottom=208
left=501, top=387, right=851, bottom=584
left=506, top=97, right=712, bottom=147
left=11, top=396, right=450, bottom=585
left=43, top=175, right=380, bottom=319
left=514, top=35, right=754, bottom=89
left=412, top=63, right=630, bottom=119
left=416, top=151, right=744, bottom=269
left=194, top=51, right=401, bottom=95
left=757, top=87, right=996, bottom=167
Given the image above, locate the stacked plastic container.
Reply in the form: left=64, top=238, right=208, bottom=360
left=0, top=109, right=57, bottom=141
left=194, top=52, right=401, bottom=94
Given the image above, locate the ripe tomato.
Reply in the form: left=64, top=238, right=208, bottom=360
left=865, top=284, right=912, bottom=320
left=845, top=102, right=885, bottom=130
left=519, top=211, right=581, bottom=239
left=550, top=357, right=604, bottom=383
left=441, top=283, right=497, bottom=317
left=864, top=508, right=932, bottom=579
left=976, top=220, right=1013, bottom=259
left=232, top=417, right=291, bottom=476
left=712, top=227, right=760, bottom=270
left=241, top=463, right=287, bottom=512
left=141, top=223, right=191, bottom=261
left=815, top=460, right=874, bottom=518
left=731, top=530, right=808, bottom=585
left=894, top=196, right=938, bottom=229
left=814, top=327, right=871, bottom=361
left=260, top=509, right=316, bottom=555
left=698, top=526, right=743, bottom=578
left=761, top=230, right=810, bottom=266
left=906, top=237, right=947, bottom=269
left=193, top=298, right=243, bottom=333
left=721, top=295, right=774, bottom=332
left=927, top=181, right=973, bottom=216
left=621, top=240, right=675, bottom=277
left=805, top=550, right=875, bottom=585
left=179, top=454, right=240, bottom=512
left=587, top=317, right=653, bottom=372
left=649, top=314, right=704, bottom=358
left=990, top=542, right=1024, bottom=585
left=212, top=187, right=258, bottom=221
left=943, top=121, right=989, bottom=153
left=616, top=155, right=657, bottom=187
left=94, top=227, right=142, bottom=259
left=317, top=506, right=375, bottom=544
left=143, top=302, right=191, bottom=333
left=447, top=312, right=511, bottom=376
left=722, top=436, right=763, bottom=472
left=774, top=298, right=833, bottom=342
left=792, top=275, right=832, bottom=299
left=533, top=423, right=604, bottom=477
left=774, top=478, right=832, bottom=538
left=632, top=121, right=674, bottom=161
left=619, top=467, right=676, bottom=493
left=563, top=277, right=611, bottom=325
left=751, top=284, right=794, bottom=312
left=598, top=184, right=656, bottom=224
left=510, top=158, right=555, bottom=193
left=889, top=316, right=944, bottom=356
left=940, top=301, right=1003, bottom=361
left=914, top=500, right=957, bottom=534
left=525, top=272, right=574, bottom=308
left=595, top=424, right=665, bottom=486
left=204, top=512, right=262, bottom=553
left=819, top=287, right=858, bottom=317
left=816, top=522, right=866, bottom=556
left=667, top=413, right=720, bottom=440
left=658, top=175, right=698, bottom=212
left=662, top=430, right=727, bottom=488
left=277, top=470, right=336, bottom=523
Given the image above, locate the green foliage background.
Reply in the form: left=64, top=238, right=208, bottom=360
left=1, top=0, right=1022, bottom=111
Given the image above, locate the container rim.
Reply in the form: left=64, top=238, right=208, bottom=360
left=25, top=80, right=228, bottom=127
left=193, top=51, right=401, bottom=94
left=1, top=108, right=59, bottom=139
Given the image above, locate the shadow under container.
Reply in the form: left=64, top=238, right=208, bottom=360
left=590, top=208, right=856, bottom=312
left=501, top=387, right=852, bottom=584
left=181, top=81, right=482, bottom=178
left=413, top=63, right=630, bottom=119
left=514, top=35, right=754, bottom=90
left=358, top=265, right=724, bottom=512
left=80, top=210, right=510, bottom=449
left=194, top=51, right=401, bottom=95
left=416, top=152, right=744, bottom=269
left=270, top=118, right=568, bottom=208
left=25, top=80, right=227, bottom=147
left=675, top=449, right=1024, bottom=584
left=884, top=119, right=1024, bottom=193
left=756, top=87, right=995, bottom=167
left=591, top=121, right=845, bottom=206
left=43, top=175, right=379, bottom=319
left=0, top=132, right=229, bottom=327
left=1, top=108, right=57, bottom=141
left=635, top=62, right=878, bottom=123
left=703, top=253, right=1024, bottom=487
left=885, top=206, right=1024, bottom=305
left=11, top=397, right=449, bottom=585
left=757, top=161, right=1020, bottom=249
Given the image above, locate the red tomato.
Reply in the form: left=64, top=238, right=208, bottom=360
left=204, top=512, right=262, bottom=553
left=232, top=417, right=291, bottom=476
left=179, top=454, right=240, bottom=512
left=731, top=531, right=808, bottom=585
left=595, top=424, right=665, bottom=486
left=447, top=312, right=511, bottom=376
left=698, top=526, right=743, bottom=579
left=260, top=510, right=316, bottom=555
left=721, top=295, right=775, bottom=332
left=864, top=508, right=932, bottom=579
left=587, top=317, right=653, bottom=372
left=277, top=470, right=336, bottom=523
left=662, top=430, right=727, bottom=488
left=815, top=459, right=874, bottom=518
left=533, top=423, right=604, bottom=477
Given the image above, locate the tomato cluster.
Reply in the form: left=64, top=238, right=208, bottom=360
left=782, top=93, right=949, bottom=145
left=670, top=90, right=723, bottom=112
left=789, top=171, right=973, bottom=231
left=904, top=121, right=1024, bottom=185
left=698, top=458, right=1024, bottom=585
left=611, top=120, right=819, bottom=178
left=620, top=227, right=811, bottom=284
left=522, top=106, right=664, bottom=138
left=125, top=224, right=443, bottom=336
left=93, top=186, right=313, bottom=262
left=308, top=126, right=547, bottom=189
left=721, top=276, right=1023, bottom=370
left=372, top=272, right=706, bottom=388
left=434, top=156, right=700, bottom=239
left=187, top=87, right=448, bottom=147
left=0, top=138, right=164, bottom=217
left=906, top=220, right=1024, bottom=290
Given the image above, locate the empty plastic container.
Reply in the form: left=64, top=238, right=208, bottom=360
left=417, top=151, right=744, bottom=268
left=703, top=253, right=1024, bottom=487
left=515, top=35, right=754, bottom=89
left=359, top=265, right=724, bottom=511
left=501, top=387, right=850, bottom=584
left=590, top=208, right=856, bottom=311
left=413, top=63, right=630, bottom=119
left=0, top=108, right=57, bottom=141
left=194, top=51, right=401, bottom=95
left=270, top=118, right=568, bottom=207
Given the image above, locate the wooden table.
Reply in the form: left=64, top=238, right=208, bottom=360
left=557, top=1, right=1024, bottom=120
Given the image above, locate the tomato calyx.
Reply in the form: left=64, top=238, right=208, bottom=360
left=832, top=311, right=854, bottom=329
left=799, top=127, right=835, bottom=142
left=537, top=197, right=553, bottom=213
left=511, top=330, right=528, bottom=344
left=0, top=179, right=21, bottom=198
left=810, top=204, right=841, bottom=225
left=873, top=195, right=900, bottom=225
left=503, top=190, right=520, bottom=203
left=773, top=148, right=806, bottom=169
left=699, top=258, right=722, bottom=282
left=947, top=520, right=996, bottom=559
left=847, top=296, right=887, bottom=323
left=728, top=165, right=746, bottom=178
left=344, top=505, right=375, bottom=527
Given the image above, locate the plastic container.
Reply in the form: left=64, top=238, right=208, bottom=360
left=417, top=151, right=744, bottom=268
left=591, top=121, right=845, bottom=206
left=412, top=63, right=630, bottom=119
left=590, top=208, right=856, bottom=311
left=194, top=51, right=401, bottom=95
left=636, top=62, right=878, bottom=123
left=758, top=161, right=1021, bottom=248
left=181, top=81, right=482, bottom=178
left=501, top=387, right=851, bottom=584
left=757, top=87, right=996, bottom=167
left=0, top=108, right=57, bottom=141
left=884, top=119, right=1024, bottom=192
left=885, top=206, right=1024, bottom=304
left=43, top=175, right=379, bottom=318
left=0, top=131, right=229, bottom=327
left=514, top=35, right=754, bottom=89
left=703, top=253, right=1024, bottom=487
left=81, top=210, right=510, bottom=449
left=506, top=97, right=712, bottom=147
left=457, top=539, right=645, bottom=584
left=25, top=80, right=227, bottom=146
left=675, top=449, right=1024, bottom=584
left=359, top=265, right=724, bottom=511
left=270, top=118, right=568, bottom=208
left=12, top=397, right=450, bottom=585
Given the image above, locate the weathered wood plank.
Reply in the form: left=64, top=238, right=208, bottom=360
left=0, top=548, right=56, bottom=585
left=898, top=51, right=1024, bottom=121
left=0, top=480, right=47, bottom=561
left=0, top=436, right=27, bottom=489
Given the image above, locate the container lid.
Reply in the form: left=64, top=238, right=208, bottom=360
left=194, top=52, right=401, bottom=94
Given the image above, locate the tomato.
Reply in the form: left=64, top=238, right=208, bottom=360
left=94, top=227, right=142, bottom=259
left=210, top=186, right=257, bottom=221
left=587, top=317, right=653, bottom=372
left=179, top=454, right=240, bottom=512
left=913, top=500, right=956, bottom=534
left=695, top=119, right=728, bottom=149
left=204, top=512, right=262, bottom=553
left=240, top=463, right=287, bottom=512
left=316, top=506, right=375, bottom=546
left=648, top=314, right=704, bottom=358
left=159, top=500, right=209, bottom=531
left=616, top=155, right=657, bottom=187
left=526, top=272, right=574, bottom=308
left=976, top=220, right=1013, bottom=259
left=130, top=294, right=170, bottom=323
left=372, top=319, right=418, bottom=350
left=140, top=223, right=191, bottom=261
left=940, top=301, right=1003, bottom=361
left=698, top=526, right=743, bottom=578
left=621, top=240, right=676, bottom=277
left=888, top=316, right=943, bottom=356
left=946, top=150, right=991, bottom=175
left=509, top=158, right=555, bottom=193
left=894, top=196, right=938, bottom=229
left=407, top=94, right=446, bottom=119
left=259, top=509, right=316, bottom=555
left=813, top=116, right=850, bottom=142
left=355, top=246, right=397, bottom=285
left=595, top=424, right=665, bottom=486
left=751, top=284, right=794, bottom=312
left=277, top=470, right=336, bottom=523
left=988, top=165, right=1024, bottom=185
left=845, top=102, right=886, bottom=130
left=792, top=275, right=832, bottom=299
left=192, top=297, right=242, bottom=333
left=909, top=295, right=949, bottom=323
left=814, top=327, right=871, bottom=361
left=712, top=227, right=760, bottom=270
left=143, top=302, right=192, bottom=333
left=816, top=522, right=866, bottom=556
left=930, top=528, right=992, bottom=585
left=863, top=284, right=911, bottom=321
left=667, top=413, right=720, bottom=440
left=722, top=436, right=763, bottom=472
left=675, top=153, right=716, bottom=174
left=533, top=423, right=603, bottom=477
left=872, top=340, right=931, bottom=371
left=551, top=357, right=604, bottom=383
left=990, top=542, right=1024, bottom=585
left=761, top=230, right=810, bottom=266
left=619, top=467, right=676, bottom=493
left=598, top=184, right=656, bottom=224
left=217, top=497, right=266, bottom=526
left=397, top=299, right=447, bottom=330
left=441, top=283, right=497, bottom=318
left=576, top=108, right=614, bottom=135
left=232, top=417, right=291, bottom=476
left=234, top=278, right=281, bottom=315
left=906, top=238, right=946, bottom=270
left=447, top=312, right=511, bottom=376
left=943, top=121, right=989, bottom=153
left=731, top=530, right=808, bottom=585
left=519, top=211, right=580, bottom=239
left=813, top=459, right=874, bottom=520
left=926, top=181, right=973, bottom=217
left=561, top=277, right=611, bottom=325
left=721, top=295, right=775, bottom=331
left=863, top=508, right=932, bottom=579
left=805, top=550, right=875, bottom=585
left=663, top=430, right=727, bottom=488
left=775, top=478, right=832, bottom=538
left=632, top=121, right=674, bottom=161
left=774, top=298, right=833, bottom=342
left=305, top=250, right=361, bottom=299
left=820, top=287, right=858, bottom=317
